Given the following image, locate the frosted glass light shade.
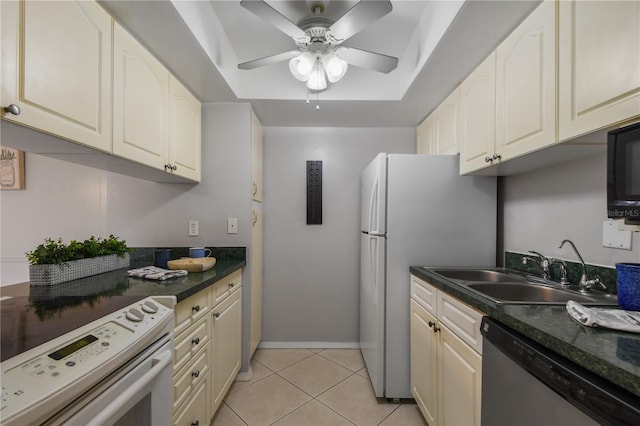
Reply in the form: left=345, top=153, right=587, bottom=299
left=289, top=52, right=315, bottom=81
left=306, top=64, right=327, bottom=91
left=322, top=54, right=348, bottom=83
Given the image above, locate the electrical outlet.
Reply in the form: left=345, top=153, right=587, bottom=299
left=189, top=220, right=199, bottom=237
left=228, top=218, right=238, bottom=234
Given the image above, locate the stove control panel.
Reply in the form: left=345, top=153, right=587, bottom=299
left=0, top=296, right=174, bottom=424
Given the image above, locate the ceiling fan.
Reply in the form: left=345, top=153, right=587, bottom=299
left=237, top=0, right=399, bottom=91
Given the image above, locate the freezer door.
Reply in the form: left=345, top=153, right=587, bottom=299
left=360, top=153, right=387, bottom=234
left=360, top=232, right=386, bottom=397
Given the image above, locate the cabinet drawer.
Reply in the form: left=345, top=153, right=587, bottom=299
left=174, top=287, right=210, bottom=336
left=411, top=275, right=437, bottom=315
left=174, top=315, right=211, bottom=373
left=173, top=346, right=210, bottom=412
left=173, top=377, right=209, bottom=426
left=212, top=270, right=242, bottom=306
left=437, top=292, right=484, bottom=354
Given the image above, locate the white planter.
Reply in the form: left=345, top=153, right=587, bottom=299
left=29, top=253, right=130, bottom=286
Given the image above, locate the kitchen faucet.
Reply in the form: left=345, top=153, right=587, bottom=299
left=558, top=239, right=604, bottom=294
left=522, top=251, right=551, bottom=279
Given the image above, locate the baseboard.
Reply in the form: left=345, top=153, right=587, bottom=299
left=258, top=341, right=361, bottom=349
left=235, top=366, right=253, bottom=382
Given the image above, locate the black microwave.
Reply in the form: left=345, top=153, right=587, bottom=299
left=607, top=121, right=640, bottom=223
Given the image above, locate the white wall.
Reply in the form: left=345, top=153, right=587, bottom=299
left=502, top=151, right=640, bottom=266
left=262, top=127, right=415, bottom=345
left=0, top=103, right=253, bottom=285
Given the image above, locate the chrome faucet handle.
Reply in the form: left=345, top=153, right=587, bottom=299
left=523, top=251, right=551, bottom=279
left=549, top=258, right=569, bottom=286
left=580, top=277, right=606, bottom=294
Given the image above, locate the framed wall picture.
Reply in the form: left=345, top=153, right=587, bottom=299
left=1, top=147, right=25, bottom=190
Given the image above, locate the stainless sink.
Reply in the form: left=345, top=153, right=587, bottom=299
left=466, top=282, right=618, bottom=305
left=428, top=267, right=619, bottom=306
left=432, top=269, right=525, bottom=283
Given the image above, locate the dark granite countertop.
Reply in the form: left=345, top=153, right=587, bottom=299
left=1, top=247, right=246, bottom=304
left=410, top=266, right=640, bottom=399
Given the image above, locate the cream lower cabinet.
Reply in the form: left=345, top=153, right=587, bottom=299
left=173, top=270, right=243, bottom=425
left=250, top=208, right=263, bottom=357
left=410, top=274, right=483, bottom=426
left=558, top=0, right=640, bottom=140
left=0, top=0, right=112, bottom=152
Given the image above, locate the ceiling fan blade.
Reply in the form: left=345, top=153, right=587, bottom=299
left=339, top=47, right=398, bottom=73
left=238, top=50, right=301, bottom=70
left=240, top=0, right=307, bottom=40
left=328, top=0, right=393, bottom=43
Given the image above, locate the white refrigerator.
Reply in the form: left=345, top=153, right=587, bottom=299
left=360, top=153, right=497, bottom=399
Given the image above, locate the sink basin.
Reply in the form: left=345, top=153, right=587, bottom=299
left=467, top=282, right=619, bottom=305
left=432, top=269, right=525, bottom=283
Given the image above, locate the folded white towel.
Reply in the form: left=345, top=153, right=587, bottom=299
left=127, top=266, right=188, bottom=281
left=566, top=300, right=640, bottom=334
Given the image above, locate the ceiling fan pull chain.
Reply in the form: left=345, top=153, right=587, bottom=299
left=306, top=85, right=310, bottom=104
left=316, top=88, right=320, bottom=111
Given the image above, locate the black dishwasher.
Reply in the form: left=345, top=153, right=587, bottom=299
left=480, top=317, right=640, bottom=426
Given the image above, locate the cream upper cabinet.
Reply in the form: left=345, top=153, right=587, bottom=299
left=251, top=112, right=263, bottom=202
left=416, top=114, right=434, bottom=154
left=1, top=0, right=112, bottom=152
left=250, top=207, right=263, bottom=357
left=170, top=76, right=201, bottom=181
left=433, top=89, right=460, bottom=154
left=459, top=52, right=497, bottom=174
left=112, top=22, right=169, bottom=170
left=495, top=0, right=556, bottom=159
left=558, top=0, right=640, bottom=140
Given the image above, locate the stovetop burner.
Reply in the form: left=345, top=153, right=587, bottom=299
left=1, top=294, right=145, bottom=362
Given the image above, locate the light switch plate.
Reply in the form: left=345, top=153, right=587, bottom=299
left=228, top=218, right=238, bottom=234
left=602, top=219, right=632, bottom=250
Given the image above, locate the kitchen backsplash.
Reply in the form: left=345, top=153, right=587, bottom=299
left=130, top=246, right=247, bottom=263
left=504, top=251, right=618, bottom=294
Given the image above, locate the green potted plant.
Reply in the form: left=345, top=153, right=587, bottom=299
left=27, top=235, right=132, bottom=286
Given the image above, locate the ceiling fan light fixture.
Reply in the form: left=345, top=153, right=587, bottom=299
left=289, top=52, right=315, bottom=81
left=322, top=53, right=348, bottom=83
left=306, top=61, right=327, bottom=91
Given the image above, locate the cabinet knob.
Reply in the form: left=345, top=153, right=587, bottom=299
left=192, top=370, right=200, bottom=378
left=192, top=337, right=200, bottom=345
left=172, top=164, right=178, bottom=171
left=253, top=181, right=258, bottom=196
left=228, top=282, right=235, bottom=289
left=191, top=421, right=199, bottom=426
left=484, top=156, right=493, bottom=163
left=253, top=211, right=258, bottom=226
left=492, top=153, right=502, bottom=161
left=192, top=305, right=200, bottom=312
left=213, top=312, right=220, bottom=318
left=3, top=104, right=20, bottom=116
left=428, top=321, right=436, bottom=328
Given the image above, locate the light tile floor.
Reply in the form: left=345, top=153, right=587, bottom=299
left=212, top=349, right=427, bottom=426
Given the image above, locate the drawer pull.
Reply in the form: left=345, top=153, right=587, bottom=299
left=213, top=312, right=220, bottom=318
left=428, top=321, right=436, bottom=328
left=192, top=337, right=200, bottom=345
left=192, top=370, right=200, bottom=378
left=192, top=305, right=200, bottom=313
left=228, top=282, right=235, bottom=289
left=191, top=421, right=199, bottom=426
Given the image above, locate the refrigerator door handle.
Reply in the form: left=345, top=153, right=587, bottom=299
left=368, top=175, right=379, bottom=233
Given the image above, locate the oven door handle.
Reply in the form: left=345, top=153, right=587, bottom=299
left=90, top=349, right=172, bottom=425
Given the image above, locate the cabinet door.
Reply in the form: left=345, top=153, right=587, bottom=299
left=496, top=0, right=556, bottom=160
left=112, top=22, right=169, bottom=170
left=250, top=208, right=263, bottom=357
left=251, top=111, right=263, bottom=202
left=438, top=324, right=482, bottom=426
left=211, top=288, right=242, bottom=414
left=433, top=90, right=459, bottom=154
left=410, top=299, right=438, bottom=425
left=558, top=0, right=640, bottom=140
left=169, top=76, right=201, bottom=181
left=416, top=114, right=434, bottom=154
left=1, top=0, right=112, bottom=152
left=173, top=379, right=209, bottom=426
left=459, top=52, right=496, bottom=174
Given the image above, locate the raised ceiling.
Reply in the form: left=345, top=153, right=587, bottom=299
left=100, top=0, right=540, bottom=127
